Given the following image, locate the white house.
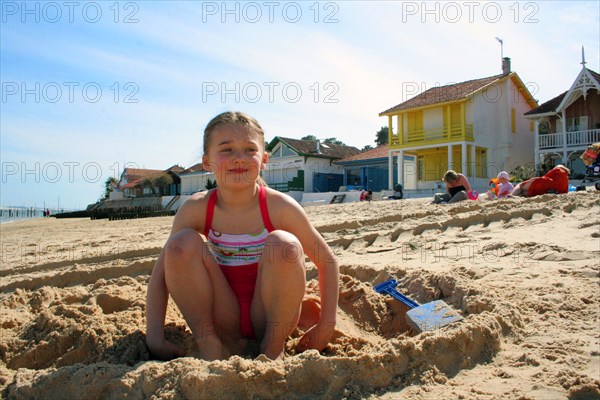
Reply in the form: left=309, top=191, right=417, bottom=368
left=380, top=58, right=538, bottom=192
left=179, top=163, right=215, bottom=195
left=524, top=52, right=600, bottom=176
left=264, top=137, right=360, bottom=200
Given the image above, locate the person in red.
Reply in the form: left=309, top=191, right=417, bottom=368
left=511, top=165, right=570, bottom=197
left=360, top=190, right=372, bottom=202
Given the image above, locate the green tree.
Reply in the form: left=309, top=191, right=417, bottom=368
left=323, top=137, right=345, bottom=145
left=153, top=174, right=174, bottom=195
left=141, top=178, right=156, bottom=195
left=510, top=164, right=537, bottom=182
left=361, top=145, right=374, bottom=152
left=301, top=135, right=318, bottom=141
left=205, top=178, right=218, bottom=190
left=103, top=177, right=118, bottom=199
left=376, top=126, right=389, bottom=146
left=301, top=135, right=346, bottom=146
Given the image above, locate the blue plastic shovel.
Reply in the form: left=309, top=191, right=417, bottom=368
left=373, top=279, right=463, bottom=333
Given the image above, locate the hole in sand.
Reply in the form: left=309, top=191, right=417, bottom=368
left=95, top=293, right=134, bottom=314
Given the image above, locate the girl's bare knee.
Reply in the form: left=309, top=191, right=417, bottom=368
left=165, top=228, right=202, bottom=265
left=263, top=230, right=304, bottom=267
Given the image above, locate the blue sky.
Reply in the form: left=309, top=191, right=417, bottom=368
left=1, top=0, right=599, bottom=210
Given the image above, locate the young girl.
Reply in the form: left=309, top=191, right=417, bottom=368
left=496, top=171, right=514, bottom=198
left=146, top=112, right=339, bottom=361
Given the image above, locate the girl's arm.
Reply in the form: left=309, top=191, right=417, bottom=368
left=146, top=248, right=184, bottom=360
left=270, top=193, right=339, bottom=351
left=145, top=194, right=206, bottom=360
left=301, top=224, right=339, bottom=327
left=298, top=225, right=339, bottom=352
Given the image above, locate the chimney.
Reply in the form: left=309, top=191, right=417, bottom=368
left=316, top=139, right=321, bottom=154
left=502, top=57, right=511, bottom=76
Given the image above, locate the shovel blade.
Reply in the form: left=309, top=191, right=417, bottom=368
left=406, top=300, right=463, bottom=333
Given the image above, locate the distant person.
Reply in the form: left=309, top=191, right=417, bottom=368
left=360, top=190, right=373, bottom=202
left=433, top=170, right=471, bottom=204
left=511, top=165, right=570, bottom=197
left=386, top=183, right=403, bottom=200
left=496, top=171, right=514, bottom=198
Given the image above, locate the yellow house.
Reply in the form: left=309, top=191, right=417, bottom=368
left=380, top=58, right=538, bottom=191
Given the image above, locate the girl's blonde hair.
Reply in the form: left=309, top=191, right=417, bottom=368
left=203, top=111, right=268, bottom=186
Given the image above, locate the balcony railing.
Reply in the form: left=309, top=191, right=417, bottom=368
left=539, top=129, right=600, bottom=149
left=391, top=123, right=474, bottom=146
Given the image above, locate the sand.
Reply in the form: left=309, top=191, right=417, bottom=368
left=1, top=191, right=599, bottom=399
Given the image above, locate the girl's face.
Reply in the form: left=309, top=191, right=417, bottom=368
left=202, top=123, right=268, bottom=188
left=498, top=177, right=508, bottom=184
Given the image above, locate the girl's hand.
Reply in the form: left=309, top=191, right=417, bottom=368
left=147, top=338, right=185, bottom=361
left=296, top=321, right=336, bottom=353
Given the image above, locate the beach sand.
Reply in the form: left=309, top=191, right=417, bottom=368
left=1, top=192, right=599, bottom=399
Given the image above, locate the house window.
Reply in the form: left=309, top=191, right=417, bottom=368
left=417, top=156, right=424, bottom=181
left=511, top=108, right=516, bottom=133
left=567, top=117, right=580, bottom=132
left=478, top=149, right=487, bottom=178
left=539, top=121, right=549, bottom=134
left=282, top=146, right=295, bottom=156
left=270, top=146, right=282, bottom=158
left=566, top=116, right=588, bottom=132
left=407, top=111, right=423, bottom=133
left=443, top=104, right=461, bottom=135
left=346, top=169, right=361, bottom=186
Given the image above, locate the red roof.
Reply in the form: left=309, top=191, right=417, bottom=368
left=336, top=145, right=389, bottom=163
left=122, top=168, right=163, bottom=181
left=380, top=74, right=504, bottom=115
left=165, top=164, right=185, bottom=174
left=181, top=163, right=207, bottom=174
left=119, top=167, right=179, bottom=189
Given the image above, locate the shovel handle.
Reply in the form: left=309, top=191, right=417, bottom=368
left=384, top=289, right=420, bottom=309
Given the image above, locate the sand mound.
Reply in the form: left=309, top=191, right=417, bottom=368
left=1, top=269, right=515, bottom=399
left=1, top=192, right=599, bottom=399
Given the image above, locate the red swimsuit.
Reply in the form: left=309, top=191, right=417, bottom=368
left=203, top=186, right=275, bottom=339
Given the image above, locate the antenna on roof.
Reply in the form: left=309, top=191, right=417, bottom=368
left=495, top=37, right=503, bottom=60
left=496, top=37, right=511, bottom=76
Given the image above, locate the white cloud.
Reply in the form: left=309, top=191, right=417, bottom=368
left=1, top=1, right=598, bottom=208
